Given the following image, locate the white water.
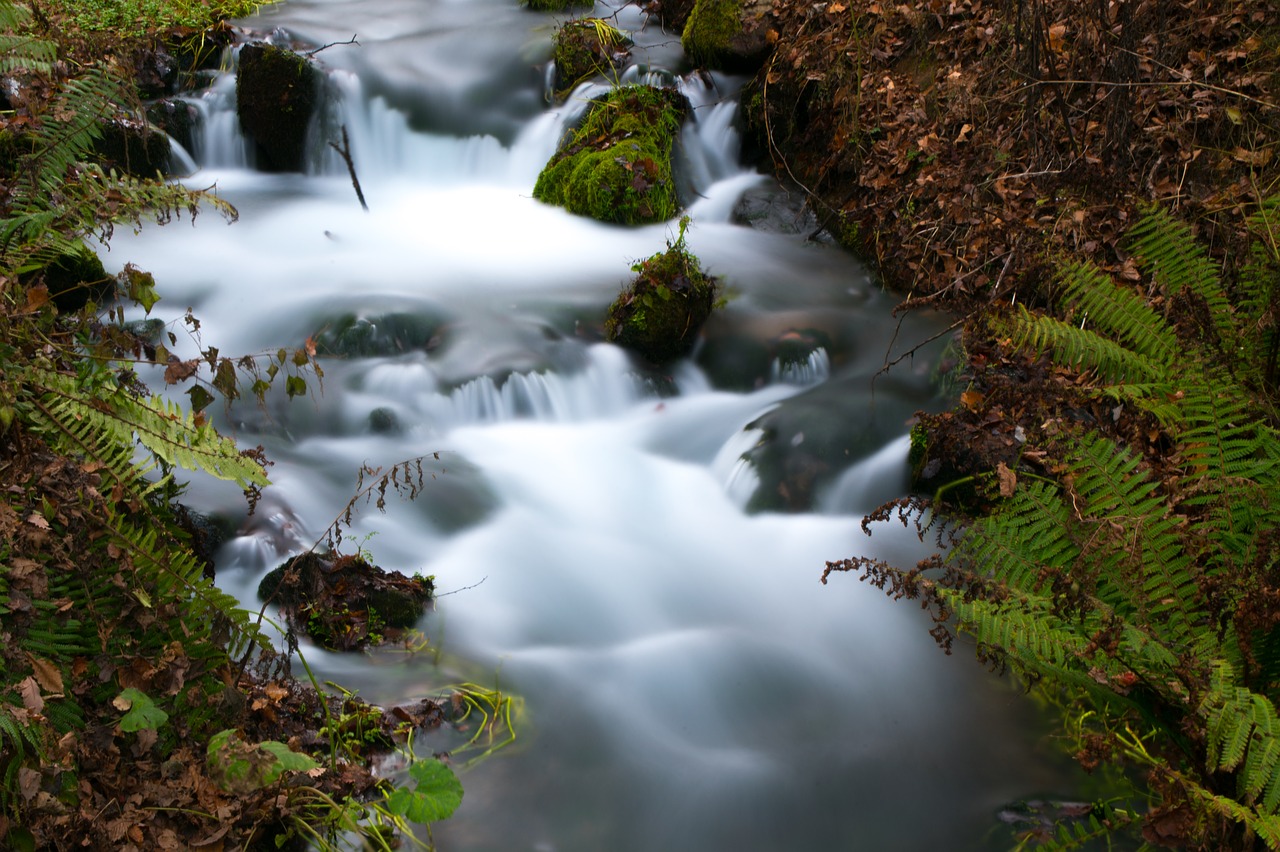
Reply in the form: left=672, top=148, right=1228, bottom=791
left=99, top=1, right=1083, bottom=848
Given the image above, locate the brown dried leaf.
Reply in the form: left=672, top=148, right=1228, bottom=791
left=18, top=676, right=43, bottom=713
left=27, top=656, right=64, bottom=695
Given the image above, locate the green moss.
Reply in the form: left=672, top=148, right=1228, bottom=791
left=681, top=0, right=740, bottom=68
left=605, top=218, right=719, bottom=363
left=533, top=85, right=689, bottom=225
left=522, top=0, right=591, bottom=11
left=551, top=18, right=631, bottom=101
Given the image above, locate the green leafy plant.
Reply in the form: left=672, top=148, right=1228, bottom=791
left=831, top=200, right=1280, bottom=849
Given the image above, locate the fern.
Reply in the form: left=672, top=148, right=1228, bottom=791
left=1128, top=205, right=1237, bottom=354
left=1054, top=258, right=1180, bottom=367
left=992, top=304, right=1169, bottom=385
left=26, top=366, right=268, bottom=489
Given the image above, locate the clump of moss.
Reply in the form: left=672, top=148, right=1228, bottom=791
left=533, top=84, right=689, bottom=225
left=551, top=18, right=632, bottom=101
left=681, top=0, right=741, bottom=68
left=605, top=216, right=719, bottom=363
left=523, top=0, right=592, bottom=11
left=258, top=551, right=434, bottom=651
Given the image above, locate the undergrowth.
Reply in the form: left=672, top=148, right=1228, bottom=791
left=830, top=199, right=1280, bottom=849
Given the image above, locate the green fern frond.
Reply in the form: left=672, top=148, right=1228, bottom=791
left=993, top=305, right=1168, bottom=384
left=0, top=2, right=55, bottom=75
left=957, top=479, right=1078, bottom=593
left=1055, top=258, right=1180, bottom=367
left=28, top=367, right=269, bottom=489
left=1201, top=661, right=1280, bottom=815
left=1128, top=205, right=1237, bottom=352
left=17, top=70, right=120, bottom=200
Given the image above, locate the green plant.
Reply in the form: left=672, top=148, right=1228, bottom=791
left=830, top=201, right=1280, bottom=849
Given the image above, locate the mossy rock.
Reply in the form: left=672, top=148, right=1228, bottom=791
left=258, top=551, right=434, bottom=651
left=533, top=85, right=689, bottom=225
left=523, top=0, right=593, bottom=11
left=605, top=224, right=718, bottom=363
left=236, top=43, right=321, bottom=173
left=95, top=118, right=172, bottom=177
left=551, top=19, right=632, bottom=101
left=147, top=99, right=200, bottom=153
left=22, top=244, right=113, bottom=314
left=682, top=0, right=772, bottom=73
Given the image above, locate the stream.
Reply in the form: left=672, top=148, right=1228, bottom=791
left=99, top=0, right=1086, bottom=848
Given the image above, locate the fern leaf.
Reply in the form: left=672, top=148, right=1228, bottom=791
left=956, top=479, right=1079, bottom=592
left=1128, top=205, right=1237, bottom=352
left=1055, top=258, right=1180, bottom=367
left=993, top=305, right=1168, bottom=384
left=28, top=367, right=269, bottom=489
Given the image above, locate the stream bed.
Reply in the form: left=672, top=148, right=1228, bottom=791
left=99, top=0, right=1086, bottom=848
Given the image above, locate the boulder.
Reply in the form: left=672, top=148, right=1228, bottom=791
left=95, top=117, right=172, bottom=177
left=236, top=43, right=321, bottom=173
left=533, top=84, right=689, bottom=225
left=28, top=245, right=113, bottom=314
left=682, top=0, right=773, bottom=74
left=605, top=219, right=719, bottom=363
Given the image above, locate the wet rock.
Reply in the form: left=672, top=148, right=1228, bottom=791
left=95, top=117, right=171, bottom=177
left=26, top=245, right=113, bottom=314
left=741, top=375, right=922, bottom=512
left=258, top=551, right=434, bottom=652
left=643, top=0, right=698, bottom=33
left=368, top=407, right=400, bottom=435
left=533, top=84, right=689, bottom=225
left=605, top=220, right=719, bottom=363
left=132, top=45, right=179, bottom=98
left=313, top=311, right=447, bottom=358
left=236, top=43, right=321, bottom=173
left=146, top=99, right=199, bottom=153
left=551, top=18, right=632, bottom=102
left=682, top=0, right=773, bottom=74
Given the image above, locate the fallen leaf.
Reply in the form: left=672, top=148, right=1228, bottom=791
left=18, top=677, right=43, bottom=714
left=27, top=656, right=64, bottom=695
left=997, top=461, right=1017, bottom=498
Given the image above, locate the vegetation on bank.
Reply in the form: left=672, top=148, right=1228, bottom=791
left=744, top=0, right=1280, bottom=847
left=0, top=2, right=486, bottom=849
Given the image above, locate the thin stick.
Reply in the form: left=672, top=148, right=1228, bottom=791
left=328, top=125, right=368, bottom=212
left=305, top=35, right=360, bottom=57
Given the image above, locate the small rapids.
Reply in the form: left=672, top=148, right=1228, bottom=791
left=99, top=0, right=1084, bottom=848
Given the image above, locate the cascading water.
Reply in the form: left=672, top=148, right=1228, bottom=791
left=99, top=0, right=1086, bottom=848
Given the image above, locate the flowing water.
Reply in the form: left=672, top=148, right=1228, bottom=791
left=99, top=1, right=1086, bottom=848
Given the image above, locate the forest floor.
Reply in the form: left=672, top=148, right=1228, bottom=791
left=741, top=0, right=1280, bottom=492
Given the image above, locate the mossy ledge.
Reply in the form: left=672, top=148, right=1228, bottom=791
left=532, top=84, right=689, bottom=226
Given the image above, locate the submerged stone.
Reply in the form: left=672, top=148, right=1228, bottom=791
left=605, top=220, right=719, bottom=363
left=236, top=43, right=321, bottom=173
left=533, top=84, right=689, bottom=225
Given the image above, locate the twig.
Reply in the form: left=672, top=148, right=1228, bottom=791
left=437, top=577, right=488, bottom=597
left=329, top=125, right=369, bottom=212
left=305, top=35, right=360, bottom=57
